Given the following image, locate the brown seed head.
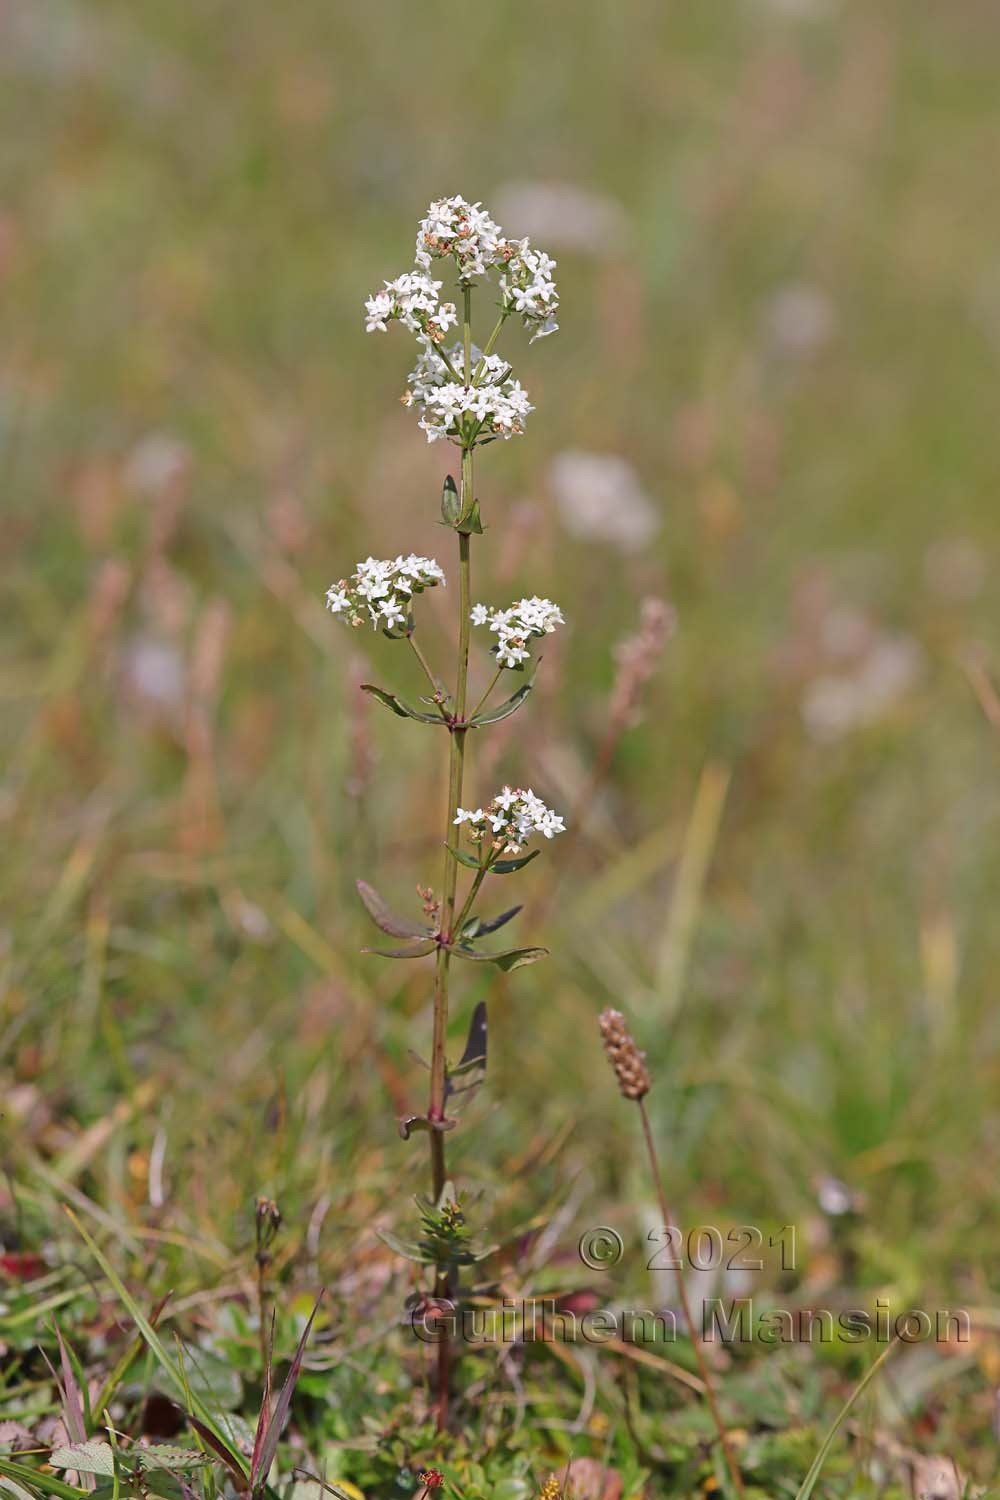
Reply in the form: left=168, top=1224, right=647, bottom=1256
left=598, top=1008, right=652, bottom=1101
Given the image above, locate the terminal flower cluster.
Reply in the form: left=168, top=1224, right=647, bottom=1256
left=454, top=786, right=566, bottom=854
left=365, top=195, right=558, bottom=445
left=470, top=596, right=565, bottom=668
left=326, top=554, right=445, bottom=633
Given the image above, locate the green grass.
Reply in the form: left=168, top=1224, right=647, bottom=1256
left=3, top=0, right=1000, bottom=1493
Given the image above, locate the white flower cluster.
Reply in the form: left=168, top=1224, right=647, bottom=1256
left=415, top=196, right=504, bottom=280
left=364, top=273, right=457, bottom=343
left=498, top=241, right=559, bottom=343
left=365, top=195, right=558, bottom=443
left=405, top=344, right=532, bottom=445
left=470, top=596, right=564, bottom=669
left=454, top=786, right=566, bottom=854
left=325, top=554, right=445, bottom=633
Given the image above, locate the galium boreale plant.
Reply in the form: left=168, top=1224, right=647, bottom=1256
left=326, top=197, right=565, bottom=1428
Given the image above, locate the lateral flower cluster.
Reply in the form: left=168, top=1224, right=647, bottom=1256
left=454, top=786, right=566, bottom=854
left=325, top=554, right=445, bottom=633
left=405, top=344, right=532, bottom=445
left=470, top=595, right=564, bottom=669
left=365, top=195, right=558, bottom=446
left=364, top=273, right=457, bottom=342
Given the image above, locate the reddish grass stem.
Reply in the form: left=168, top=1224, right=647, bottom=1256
left=637, top=1099, right=746, bottom=1500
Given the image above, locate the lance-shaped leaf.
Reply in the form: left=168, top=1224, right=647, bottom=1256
left=490, top=849, right=541, bottom=875
left=468, top=676, right=536, bottom=728
left=449, top=945, right=548, bottom=972
left=185, top=1418, right=249, bottom=1492
left=0, top=1461, right=88, bottom=1500
left=361, top=939, right=436, bottom=959
left=440, top=474, right=460, bottom=526
left=456, top=497, right=484, bottom=535
left=361, top=684, right=448, bottom=724
left=249, top=1294, right=323, bottom=1495
left=356, top=880, right=429, bottom=940
left=457, top=1000, right=487, bottom=1070
left=446, top=1002, right=487, bottom=1098
left=460, top=905, right=522, bottom=940
left=376, top=1228, right=435, bottom=1264
left=446, top=844, right=481, bottom=869
left=398, top=1113, right=456, bottom=1140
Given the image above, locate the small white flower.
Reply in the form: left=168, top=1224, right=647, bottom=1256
left=361, top=195, right=557, bottom=439
left=470, top=595, right=564, bottom=668
left=325, top=555, right=445, bottom=632
left=453, top=786, right=566, bottom=854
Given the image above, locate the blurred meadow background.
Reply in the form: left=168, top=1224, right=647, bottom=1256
left=4, top=0, right=1000, bottom=1486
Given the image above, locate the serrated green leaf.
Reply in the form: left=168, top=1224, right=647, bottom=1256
left=49, top=1447, right=116, bottom=1479
left=490, top=849, right=541, bottom=875
left=360, top=684, right=448, bottom=724
left=356, top=880, right=430, bottom=939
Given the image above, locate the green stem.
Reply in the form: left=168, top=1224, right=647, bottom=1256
left=473, top=311, right=509, bottom=382
left=462, top=285, right=472, bottom=380
left=429, top=515, right=471, bottom=1140
left=451, top=860, right=490, bottom=940
left=406, top=632, right=447, bottom=708
left=435, top=345, right=463, bottom=383
left=467, top=665, right=504, bottom=724
left=426, top=287, right=476, bottom=1434
left=637, top=1100, right=746, bottom=1500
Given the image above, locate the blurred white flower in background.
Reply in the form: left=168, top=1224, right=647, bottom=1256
left=125, top=431, right=192, bottom=499
left=492, top=180, right=629, bottom=256
left=549, top=450, right=660, bottom=552
left=120, top=635, right=186, bottom=717
left=801, top=631, right=924, bottom=743
left=765, top=283, right=836, bottom=360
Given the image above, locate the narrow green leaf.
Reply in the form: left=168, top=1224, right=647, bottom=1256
left=446, top=844, right=480, bottom=869
left=360, top=684, right=448, bottom=724
left=450, top=945, right=548, bottom=972
left=465, top=905, right=521, bottom=937
left=794, top=1338, right=899, bottom=1500
left=490, top=849, right=541, bottom=875
left=375, top=1229, right=435, bottom=1265
left=440, top=474, right=460, bottom=526
left=356, top=880, right=429, bottom=939
left=469, top=679, right=534, bottom=727
left=0, top=1460, right=90, bottom=1500
left=360, top=940, right=436, bottom=959
left=63, top=1211, right=243, bottom=1476
left=456, top=498, right=484, bottom=535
